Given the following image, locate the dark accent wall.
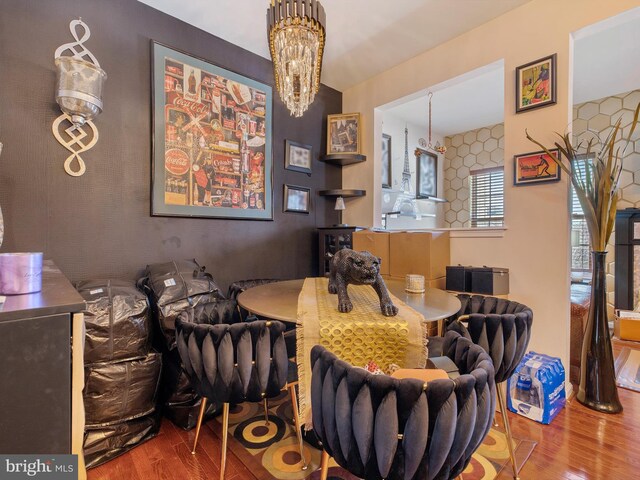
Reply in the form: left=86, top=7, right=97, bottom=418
left=0, top=0, right=342, bottom=290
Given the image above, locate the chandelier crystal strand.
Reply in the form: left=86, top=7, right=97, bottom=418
left=267, top=0, right=326, bottom=117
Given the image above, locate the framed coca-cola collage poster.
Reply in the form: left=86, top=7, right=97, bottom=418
left=151, top=42, right=273, bottom=220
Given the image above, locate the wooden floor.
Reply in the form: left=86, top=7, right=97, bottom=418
left=88, top=342, right=640, bottom=480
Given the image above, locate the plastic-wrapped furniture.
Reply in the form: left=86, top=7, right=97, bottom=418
left=76, top=280, right=161, bottom=468
left=310, top=330, right=496, bottom=480
left=137, top=259, right=227, bottom=350
left=137, top=260, right=237, bottom=430
left=175, top=318, right=307, bottom=479
left=83, top=353, right=162, bottom=426
left=78, top=279, right=151, bottom=364
left=446, top=294, right=533, bottom=480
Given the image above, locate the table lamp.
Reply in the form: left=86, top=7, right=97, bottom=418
left=335, top=196, right=346, bottom=226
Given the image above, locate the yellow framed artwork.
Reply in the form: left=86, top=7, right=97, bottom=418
left=515, top=54, right=557, bottom=113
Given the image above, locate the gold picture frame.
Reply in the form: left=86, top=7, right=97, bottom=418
left=327, top=113, right=361, bottom=155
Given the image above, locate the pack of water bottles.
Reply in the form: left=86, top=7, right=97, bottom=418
left=507, top=351, right=566, bottom=424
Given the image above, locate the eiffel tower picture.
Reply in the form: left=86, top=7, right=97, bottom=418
left=393, top=126, right=420, bottom=216
left=400, top=126, right=413, bottom=193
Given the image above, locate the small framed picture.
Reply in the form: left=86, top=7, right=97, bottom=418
left=285, top=140, right=313, bottom=174
left=515, top=53, right=557, bottom=113
left=415, top=148, right=438, bottom=198
left=327, top=113, right=361, bottom=155
left=382, top=134, right=392, bottom=188
left=514, top=149, right=561, bottom=186
left=283, top=185, right=310, bottom=213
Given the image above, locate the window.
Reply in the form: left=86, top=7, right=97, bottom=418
left=470, top=167, right=504, bottom=227
left=571, top=156, right=593, bottom=271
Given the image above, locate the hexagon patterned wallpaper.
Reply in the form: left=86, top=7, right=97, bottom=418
left=443, top=123, right=504, bottom=227
left=574, top=89, right=640, bottom=313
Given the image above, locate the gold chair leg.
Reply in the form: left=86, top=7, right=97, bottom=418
left=320, top=450, right=330, bottom=480
left=263, top=398, right=270, bottom=425
left=219, top=402, right=230, bottom=480
left=288, top=384, right=308, bottom=470
left=191, top=397, right=208, bottom=454
left=497, top=382, right=520, bottom=480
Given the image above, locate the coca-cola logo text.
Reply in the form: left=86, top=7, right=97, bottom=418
left=165, top=149, right=190, bottom=176
left=173, top=97, right=208, bottom=115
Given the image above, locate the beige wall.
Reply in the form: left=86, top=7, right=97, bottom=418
left=342, top=0, right=640, bottom=381
left=443, top=123, right=505, bottom=227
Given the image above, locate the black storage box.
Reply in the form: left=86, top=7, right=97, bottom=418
left=446, top=265, right=473, bottom=292
left=471, top=266, right=509, bottom=295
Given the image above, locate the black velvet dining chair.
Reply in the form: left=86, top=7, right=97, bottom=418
left=227, top=278, right=297, bottom=358
left=445, top=294, right=534, bottom=480
left=174, top=317, right=307, bottom=479
left=310, top=330, right=496, bottom=480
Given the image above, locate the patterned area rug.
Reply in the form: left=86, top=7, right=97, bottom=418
left=220, top=391, right=536, bottom=480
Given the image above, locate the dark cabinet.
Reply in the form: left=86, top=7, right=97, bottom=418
left=615, top=208, right=640, bottom=310
left=318, top=226, right=358, bottom=275
left=0, top=313, right=71, bottom=453
left=0, top=261, right=85, bottom=456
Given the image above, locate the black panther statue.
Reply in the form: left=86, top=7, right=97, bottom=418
left=328, top=249, right=398, bottom=317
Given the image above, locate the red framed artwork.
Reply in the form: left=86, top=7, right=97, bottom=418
left=514, top=149, right=561, bottom=186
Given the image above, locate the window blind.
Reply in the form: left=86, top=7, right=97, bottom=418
left=470, top=167, right=504, bottom=227
left=571, top=156, right=592, bottom=271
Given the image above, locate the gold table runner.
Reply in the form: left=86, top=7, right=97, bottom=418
left=296, top=277, right=428, bottom=428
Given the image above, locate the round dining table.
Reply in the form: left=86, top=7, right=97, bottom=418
left=237, top=278, right=461, bottom=334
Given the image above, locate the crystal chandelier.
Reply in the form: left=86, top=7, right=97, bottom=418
left=267, top=0, right=326, bottom=117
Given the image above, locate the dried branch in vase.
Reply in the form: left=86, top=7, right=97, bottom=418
left=526, top=102, right=640, bottom=252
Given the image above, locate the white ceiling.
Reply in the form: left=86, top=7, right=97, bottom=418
left=573, top=7, right=640, bottom=104
left=382, top=64, right=505, bottom=136
left=381, top=6, right=640, bottom=138
left=137, top=0, right=530, bottom=91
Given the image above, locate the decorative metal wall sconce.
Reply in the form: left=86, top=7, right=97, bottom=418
left=52, top=19, right=107, bottom=177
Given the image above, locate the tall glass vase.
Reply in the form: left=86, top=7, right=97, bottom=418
left=577, top=251, right=622, bottom=413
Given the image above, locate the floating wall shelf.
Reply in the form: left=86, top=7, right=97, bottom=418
left=416, top=195, right=447, bottom=203
left=318, top=189, right=366, bottom=198
left=320, top=154, right=367, bottom=166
